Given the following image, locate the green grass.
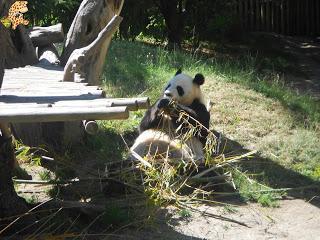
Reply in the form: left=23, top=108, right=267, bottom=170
left=39, top=170, right=52, bottom=181
left=103, top=40, right=320, bottom=125
left=100, top=39, right=320, bottom=205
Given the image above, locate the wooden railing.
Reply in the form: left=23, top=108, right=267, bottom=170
left=237, top=0, right=320, bottom=36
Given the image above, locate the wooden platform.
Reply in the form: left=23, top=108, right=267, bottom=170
left=0, top=64, right=149, bottom=123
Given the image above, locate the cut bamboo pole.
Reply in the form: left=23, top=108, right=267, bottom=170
left=82, top=120, right=99, bottom=135
left=0, top=106, right=129, bottom=123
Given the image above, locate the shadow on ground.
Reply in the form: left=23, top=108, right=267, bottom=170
left=216, top=131, right=320, bottom=208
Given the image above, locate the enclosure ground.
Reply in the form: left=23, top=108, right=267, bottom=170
left=8, top=36, right=320, bottom=239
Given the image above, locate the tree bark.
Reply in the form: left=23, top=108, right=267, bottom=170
left=0, top=123, right=36, bottom=235
left=63, top=15, right=123, bottom=85
left=0, top=11, right=36, bottom=235
left=0, top=0, right=38, bottom=68
left=159, top=0, right=185, bottom=49
left=28, top=23, right=64, bottom=47
left=60, top=0, right=124, bottom=66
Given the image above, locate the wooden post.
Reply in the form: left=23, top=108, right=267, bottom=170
left=316, top=0, right=320, bottom=34
left=311, top=0, right=315, bottom=35
left=244, top=0, right=248, bottom=30
left=239, top=0, right=244, bottom=29
left=286, top=0, right=290, bottom=35
left=261, top=0, right=265, bottom=31
left=256, top=0, right=261, bottom=31
left=281, top=0, right=285, bottom=35
left=266, top=0, right=270, bottom=32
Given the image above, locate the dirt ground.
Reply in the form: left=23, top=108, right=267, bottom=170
left=12, top=35, right=320, bottom=239
left=108, top=198, right=320, bottom=240
left=168, top=199, right=320, bottom=240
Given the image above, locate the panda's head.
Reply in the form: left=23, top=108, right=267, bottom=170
left=163, top=69, right=205, bottom=106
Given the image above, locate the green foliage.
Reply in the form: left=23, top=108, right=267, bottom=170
left=103, top=205, right=133, bottom=226
left=26, top=0, right=81, bottom=29
left=24, top=195, right=39, bottom=204
left=39, top=170, right=52, bottom=181
left=185, top=0, right=238, bottom=43
left=178, top=208, right=192, bottom=219
left=232, top=169, right=282, bottom=207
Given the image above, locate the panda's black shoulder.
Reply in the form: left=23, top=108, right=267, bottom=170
left=190, top=99, right=209, bottom=113
left=190, top=98, right=210, bottom=126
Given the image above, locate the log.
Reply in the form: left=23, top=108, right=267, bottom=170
left=0, top=106, right=129, bottom=123
left=82, top=120, right=99, bottom=135
left=60, top=0, right=124, bottom=66
left=37, top=43, right=60, bottom=65
left=0, top=97, right=150, bottom=111
left=63, top=15, right=123, bottom=85
left=28, top=23, right=64, bottom=47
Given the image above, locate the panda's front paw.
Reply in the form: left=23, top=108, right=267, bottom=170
left=157, top=98, right=170, bottom=109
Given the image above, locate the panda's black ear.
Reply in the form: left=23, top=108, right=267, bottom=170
left=193, top=73, right=205, bottom=85
left=175, top=69, right=182, bottom=76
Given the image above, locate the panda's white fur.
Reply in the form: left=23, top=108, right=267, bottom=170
left=130, top=72, right=208, bottom=162
left=163, top=73, right=206, bottom=106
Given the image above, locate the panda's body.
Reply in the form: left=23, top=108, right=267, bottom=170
left=130, top=70, right=210, bottom=161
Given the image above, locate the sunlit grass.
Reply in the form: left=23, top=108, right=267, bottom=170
left=103, top=40, right=320, bottom=125
left=101, top=39, right=320, bottom=198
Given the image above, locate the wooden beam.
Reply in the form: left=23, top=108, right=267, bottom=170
left=0, top=106, right=129, bottom=123
left=0, top=97, right=150, bottom=110
left=28, top=24, right=64, bottom=47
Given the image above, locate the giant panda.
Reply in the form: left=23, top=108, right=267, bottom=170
left=130, top=69, right=210, bottom=162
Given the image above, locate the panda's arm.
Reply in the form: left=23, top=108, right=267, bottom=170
left=172, top=100, right=210, bottom=145
left=174, top=99, right=210, bottom=129
left=138, top=99, right=164, bottom=133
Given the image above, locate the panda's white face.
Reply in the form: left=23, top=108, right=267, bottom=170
left=163, top=73, right=202, bottom=106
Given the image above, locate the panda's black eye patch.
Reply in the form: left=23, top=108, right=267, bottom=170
left=165, top=84, right=171, bottom=90
left=177, top=86, right=184, bottom=96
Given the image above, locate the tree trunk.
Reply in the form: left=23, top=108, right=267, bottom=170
left=159, top=0, right=185, bottom=49
left=0, top=9, right=36, bottom=235
left=63, top=15, right=123, bottom=85
left=0, top=0, right=38, bottom=69
left=60, top=0, right=124, bottom=66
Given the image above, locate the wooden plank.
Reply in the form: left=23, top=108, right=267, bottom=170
left=256, top=0, right=261, bottom=31
left=250, top=0, right=254, bottom=31
left=0, top=97, right=150, bottom=110
left=244, top=0, right=248, bottom=30
left=306, top=0, right=310, bottom=35
left=286, top=0, right=290, bottom=34
left=311, top=0, right=315, bottom=35
left=298, top=0, right=302, bottom=35
left=0, top=106, right=129, bottom=123
left=0, top=94, right=104, bottom=104
left=271, top=0, right=274, bottom=32
left=280, top=0, right=286, bottom=35
left=261, top=0, right=266, bottom=30
left=239, top=0, right=244, bottom=28
left=0, top=90, right=104, bottom=97
left=266, top=0, right=271, bottom=31
left=315, top=0, right=320, bottom=35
